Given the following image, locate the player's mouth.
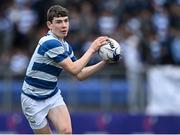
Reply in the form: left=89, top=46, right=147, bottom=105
left=61, top=30, right=67, bottom=34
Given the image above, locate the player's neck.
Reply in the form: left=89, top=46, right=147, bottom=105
left=49, top=30, right=64, bottom=42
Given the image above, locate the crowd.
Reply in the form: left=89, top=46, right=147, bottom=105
left=0, top=0, right=179, bottom=77
left=0, top=0, right=179, bottom=114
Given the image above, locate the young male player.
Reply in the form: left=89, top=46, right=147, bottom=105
left=21, top=5, right=109, bottom=134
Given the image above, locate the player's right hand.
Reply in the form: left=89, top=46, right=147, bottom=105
left=89, top=36, right=108, bottom=53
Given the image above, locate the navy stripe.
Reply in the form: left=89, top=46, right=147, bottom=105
left=25, top=76, right=57, bottom=89
left=53, top=52, right=69, bottom=62
left=38, top=40, right=62, bottom=55
left=68, top=45, right=77, bottom=61
left=68, top=45, right=73, bottom=55
left=22, top=87, right=58, bottom=100
left=32, top=62, right=62, bottom=76
left=71, top=56, right=77, bottom=62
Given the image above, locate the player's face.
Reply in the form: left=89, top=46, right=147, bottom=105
left=48, top=16, right=69, bottom=39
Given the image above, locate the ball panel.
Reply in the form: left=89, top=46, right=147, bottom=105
left=98, top=38, right=121, bottom=61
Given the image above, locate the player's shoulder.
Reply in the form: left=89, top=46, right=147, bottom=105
left=38, top=36, right=64, bottom=50
left=39, top=35, right=59, bottom=45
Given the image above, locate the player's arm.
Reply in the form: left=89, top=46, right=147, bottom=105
left=75, top=60, right=106, bottom=80
left=59, top=48, right=94, bottom=75
left=59, top=36, right=108, bottom=76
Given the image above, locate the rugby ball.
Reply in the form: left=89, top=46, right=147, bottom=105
left=98, top=38, right=121, bottom=61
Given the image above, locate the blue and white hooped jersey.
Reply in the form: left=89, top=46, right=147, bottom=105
left=22, top=31, right=77, bottom=100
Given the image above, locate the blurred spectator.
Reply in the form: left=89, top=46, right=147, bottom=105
left=9, top=48, right=29, bottom=78
left=0, top=7, right=13, bottom=56
left=7, top=1, right=37, bottom=34
left=152, top=5, right=169, bottom=42
left=122, top=21, right=146, bottom=113
left=79, top=1, right=97, bottom=38
left=69, top=6, right=81, bottom=33
left=97, top=9, right=118, bottom=35
left=5, top=0, right=38, bottom=59
left=170, top=28, right=180, bottom=65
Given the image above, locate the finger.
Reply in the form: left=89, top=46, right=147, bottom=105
left=100, top=40, right=108, bottom=45
left=99, top=37, right=108, bottom=43
left=98, top=36, right=108, bottom=41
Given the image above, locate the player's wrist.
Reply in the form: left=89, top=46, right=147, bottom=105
left=88, top=47, right=96, bottom=54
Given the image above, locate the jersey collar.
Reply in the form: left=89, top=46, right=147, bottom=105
left=47, top=30, right=64, bottom=42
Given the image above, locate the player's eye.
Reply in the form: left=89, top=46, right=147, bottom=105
left=64, top=19, right=69, bottom=23
left=56, top=20, right=63, bottom=24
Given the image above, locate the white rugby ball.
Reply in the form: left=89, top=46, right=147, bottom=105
left=98, top=38, right=121, bottom=61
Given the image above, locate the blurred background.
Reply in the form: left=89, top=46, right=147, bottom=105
left=0, top=0, right=179, bottom=134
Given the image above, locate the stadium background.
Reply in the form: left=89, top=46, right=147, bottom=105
left=0, top=0, right=179, bottom=134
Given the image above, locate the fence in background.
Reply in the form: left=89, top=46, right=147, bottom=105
left=0, top=78, right=128, bottom=112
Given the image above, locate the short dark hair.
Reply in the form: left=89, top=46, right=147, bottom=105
left=47, top=5, right=69, bottom=22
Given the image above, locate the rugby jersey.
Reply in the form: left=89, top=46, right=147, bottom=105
left=22, top=31, right=77, bottom=100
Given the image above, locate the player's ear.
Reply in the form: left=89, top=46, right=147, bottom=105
left=47, top=21, right=52, bottom=29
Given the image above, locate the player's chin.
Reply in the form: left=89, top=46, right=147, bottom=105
left=62, top=32, right=68, bottom=37
left=58, top=33, right=67, bottom=38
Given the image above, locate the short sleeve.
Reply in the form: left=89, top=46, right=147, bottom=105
left=38, top=39, right=69, bottom=63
